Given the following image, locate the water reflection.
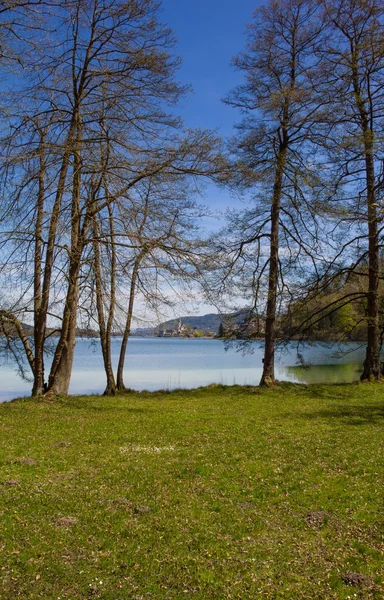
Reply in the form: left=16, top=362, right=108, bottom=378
left=281, top=362, right=362, bottom=384
left=0, top=337, right=366, bottom=402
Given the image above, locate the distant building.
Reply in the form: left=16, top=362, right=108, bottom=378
left=177, top=319, right=188, bottom=336
left=158, top=319, right=189, bottom=338
left=158, top=328, right=175, bottom=338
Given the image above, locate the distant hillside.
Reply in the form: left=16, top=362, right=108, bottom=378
left=131, top=327, right=155, bottom=337
left=0, top=321, right=100, bottom=338
left=156, top=311, right=249, bottom=335
left=0, top=320, right=33, bottom=337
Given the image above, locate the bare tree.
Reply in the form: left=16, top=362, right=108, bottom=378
left=222, top=0, right=326, bottom=385
left=0, top=0, right=200, bottom=396
left=83, top=132, right=221, bottom=395
left=0, top=1, right=47, bottom=62
left=114, top=175, right=209, bottom=392
left=315, top=0, right=384, bottom=380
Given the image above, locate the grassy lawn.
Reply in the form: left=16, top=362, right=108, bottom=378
left=0, top=382, right=383, bottom=599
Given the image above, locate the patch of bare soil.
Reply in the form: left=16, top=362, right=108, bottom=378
left=134, top=505, right=151, bottom=514
left=56, top=516, right=77, bottom=527
left=14, top=457, right=37, bottom=465
left=305, top=510, right=329, bottom=528
left=342, top=571, right=375, bottom=588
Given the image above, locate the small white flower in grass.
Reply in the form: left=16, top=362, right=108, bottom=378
left=120, top=445, right=175, bottom=455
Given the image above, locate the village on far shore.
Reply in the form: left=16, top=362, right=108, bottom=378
left=157, top=318, right=216, bottom=338
left=131, top=311, right=252, bottom=339
left=133, top=317, right=222, bottom=339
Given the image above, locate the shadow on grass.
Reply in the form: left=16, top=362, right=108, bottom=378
left=296, top=404, right=384, bottom=426
left=296, top=382, right=362, bottom=401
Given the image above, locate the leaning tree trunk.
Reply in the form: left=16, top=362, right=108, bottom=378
left=33, top=118, right=77, bottom=396
left=32, top=128, right=47, bottom=396
left=92, top=211, right=116, bottom=396
left=47, top=117, right=83, bottom=396
left=260, top=143, right=287, bottom=387
left=361, top=145, right=381, bottom=380
left=116, top=256, right=141, bottom=391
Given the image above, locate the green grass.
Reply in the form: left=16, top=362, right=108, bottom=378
left=0, top=382, right=383, bottom=599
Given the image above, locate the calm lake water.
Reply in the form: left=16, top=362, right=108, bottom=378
left=0, top=337, right=367, bottom=402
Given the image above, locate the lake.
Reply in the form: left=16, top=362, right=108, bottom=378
left=0, top=337, right=367, bottom=403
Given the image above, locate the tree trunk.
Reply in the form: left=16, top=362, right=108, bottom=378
left=47, top=265, right=80, bottom=395
left=260, top=145, right=287, bottom=387
left=116, top=257, right=141, bottom=391
left=37, top=118, right=77, bottom=396
left=47, top=114, right=82, bottom=396
left=47, top=314, right=77, bottom=396
left=32, top=127, right=47, bottom=396
left=361, top=146, right=381, bottom=380
left=350, top=57, right=382, bottom=381
left=104, top=201, right=117, bottom=395
left=92, top=210, right=116, bottom=396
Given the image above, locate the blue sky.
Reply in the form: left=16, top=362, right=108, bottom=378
left=161, top=0, right=262, bottom=134
left=160, top=0, right=263, bottom=223
left=137, top=1, right=264, bottom=321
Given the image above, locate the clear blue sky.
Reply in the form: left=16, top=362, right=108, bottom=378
left=161, top=0, right=262, bottom=135
left=146, top=1, right=263, bottom=319
left=160, top=0, right=263, bottom=224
